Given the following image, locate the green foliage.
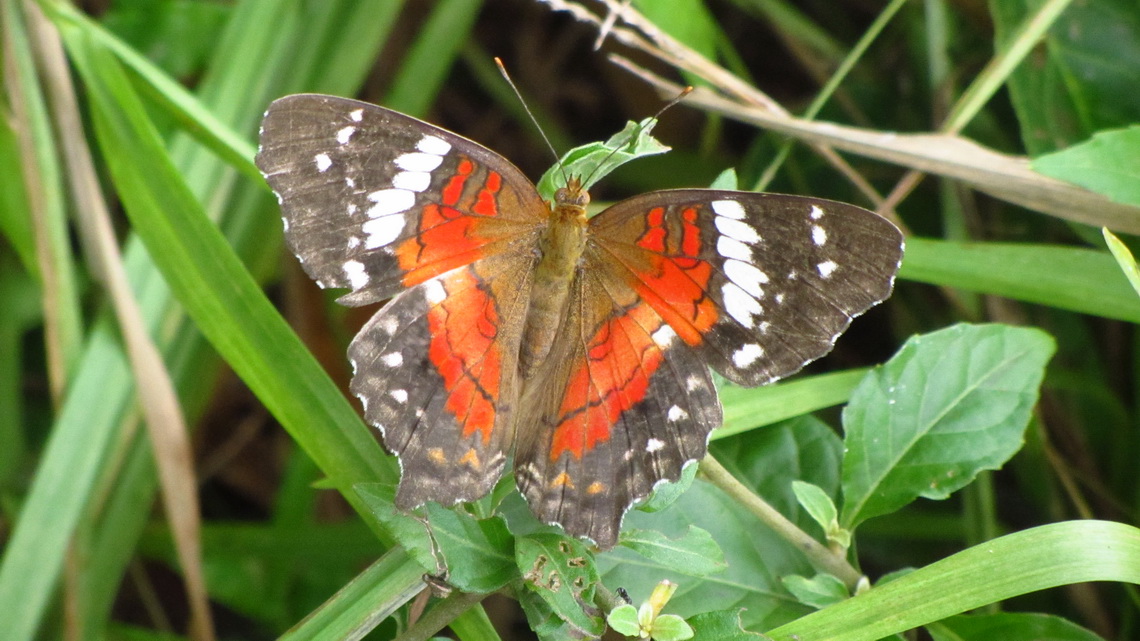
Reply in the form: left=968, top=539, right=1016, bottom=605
left=3, top=1, right=1140, bottom=640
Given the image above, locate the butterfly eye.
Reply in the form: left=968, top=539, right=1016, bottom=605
left=555, top=186, right=590, bottom=208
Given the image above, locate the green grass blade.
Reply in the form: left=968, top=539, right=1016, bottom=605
left=766, top=520, right=1140, bottom=641
left=901, top=237, right=1140, bottom=323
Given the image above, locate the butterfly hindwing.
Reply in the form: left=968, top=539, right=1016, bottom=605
left=349, top=253, right=536, bottom=508
left=256, top=94, right=546, bottom=306
left=514, top=259, right=720, bottom=548
left=589, top=190, right=903, bottom=386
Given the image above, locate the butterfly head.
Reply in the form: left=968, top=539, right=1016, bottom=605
left=554, top=176, right=590, bottom=209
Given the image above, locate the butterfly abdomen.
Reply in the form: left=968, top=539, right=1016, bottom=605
left=518, top=191, right=590, bottom=378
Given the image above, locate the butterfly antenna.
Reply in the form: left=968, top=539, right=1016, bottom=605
left=579, top=85, right=694, bottom=189
left=495, top=58, right=570, bottom=186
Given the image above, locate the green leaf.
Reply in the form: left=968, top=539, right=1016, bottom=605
left=781, top=573, right=849, bottom=609
left=425, top=503, right=515, bottom=593
left=1103, top=228, right=1140, bottom=298
left=708, top=167, right=739, bottom=190
left=535, top=118, right=670, bottom=200
left=841, top=324, right=1055, bottom=529
left=928, top=612, right=1105, bottom=641
left=993, top=0, right=1140, bottom=154
left=767, top=521, right=1140, bottom=641
left=686, top=610, right=770, bottom=641
left=354, top=484, right=436, bottom=571
left=791, top=482, right=837, bottom=535
left=619, top=527, right=726, bottom=577
left=517, top=533, right=604, bottom=638
left=652, top=614, right=696, bottom=641
left=607, top=604, right=641, bottom=636
left=1032, top=125, right=1140, bottom=207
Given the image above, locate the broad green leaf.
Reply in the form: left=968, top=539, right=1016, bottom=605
left=517, top=533, right=603, bottom=638
left=1032, top=126, right=1140, bottom=207
left=600, top=478, right=812, bottom=631
left=928, top=612, right=1105, bottom=641
left=993, top=0, right=1140, bottom=154
left=536, top=119, right=670, bottom=200
left=841, top=324, right=1055, bottom=529
left=782, top=573, right=849, bottom=609
left=425, top=503, right=516, bottom=593
left=687, top=610, right=769, bottom=641
left=768, top=521, right=1140, bottom=641
left=618, top=527, right=726, bottom=577
left=354, top=484, right=436, bottom=572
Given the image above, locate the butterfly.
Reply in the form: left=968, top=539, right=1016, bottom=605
left=256, top=93, right=903, bottom=549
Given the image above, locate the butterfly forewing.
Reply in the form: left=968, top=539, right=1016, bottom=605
left=256, top=94, right=546, bottom=306
left=588, top=190, right=903, bottom=387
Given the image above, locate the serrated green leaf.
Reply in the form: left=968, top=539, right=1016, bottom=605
left=636, top=462, right=698, bottom=513
left=782, top=573, right=849, bottom=609
left=607, top=604, right=641, bottom=636
left=652, top=614, right=696, bottom=641
left=841, top=324, right=1055, bottom=529
left=687, top=610, right=770, bottom=641
left=535, top=118, right=670, bottom=200
left=618, top=527, right=726, bottom=577
left=1032, top=126, right=1140, bottom=207
left=928, top=612, right=1105, bottom=641
left=517, top=533, right=603, bottom=637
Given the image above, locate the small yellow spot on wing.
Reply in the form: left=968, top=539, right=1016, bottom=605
left=551, top=472, right=575, bottom=489
left=428, top=448, right=447, bottom=465
left=458, top=448, right=482, bottom=470
left=586, top=481, right=606, bottom=495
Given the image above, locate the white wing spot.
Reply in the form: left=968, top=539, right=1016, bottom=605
left=774, top=293, right=785, bottom=304
left=314, top=153, right=332, bottom=172
left=812, top=225, right=827, bottom=246
left=717, top=236, right=752, bottom=261
left=722, top=281, right=763, bottom=328
left=382, top=352, right=404, bottom=367
left=395, top=152, right=444, bottom=172
left=390, top=389, right=409, bottom=403
left=280, top=216, right=289, bottom=232
left=647, top=438, right=666, bottom=453
left=810, top=205, right=825, bottom=220
left=715, top=216, right=761, bottom=244
left=362, top=214, right=405, bottom=249
left=349, top=108, right=364, bottom=122
left=417, top=135, right=451, bottom=155
left=415, top=407, right=425, bottom=418
left=347, top=203, right=358, bottom=215
left=667, top=405, right=688, bottom=422
left=759, top=321, right=771, bottom=333
left=712, top=199, right=746, bottom=219
left=651, top=324, right=676, bottom=347
left=733, top=343, right=764, bottom=368
left=346, top=236, right=361, bottom=249
left=345, top=176, right=356, bottom=188
left=424, top=279, right=447, bottom=304
left=380, top=316, right=399, bottom=335
left=725, top=259, right=769, bottom=299
left=343, top=260, right=369, bottom=289
left=817, top=260, right=838, bottom=278
left=392, top=170, right=431, bottom=192
left=685, top=375, right=703, bottom=391
left=336, top=126, right=356, bottom=144
left=366, top=188, right=414, bottom=218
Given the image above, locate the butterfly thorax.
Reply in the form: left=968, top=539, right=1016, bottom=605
left=518, top=178, right=591, bottom=379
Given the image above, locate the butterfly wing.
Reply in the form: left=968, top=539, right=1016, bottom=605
left=516, top=190, right=902, bottom=547
left=256, top=94, right=547, bottom=305
left=514, top=259, right=720, bottom=549
left=588, top=190, right=903, bottom=386
left=257, top=94, right=547, bottom=507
